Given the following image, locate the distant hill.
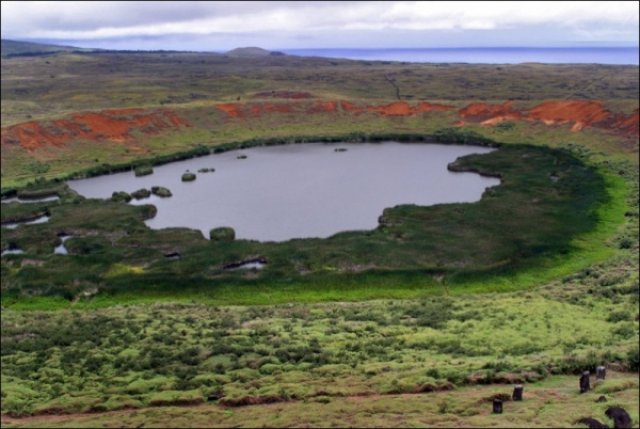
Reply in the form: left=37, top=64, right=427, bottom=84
left=1, top=39, right=94, bottom=58
left=225, top=46, right=285, bottom=58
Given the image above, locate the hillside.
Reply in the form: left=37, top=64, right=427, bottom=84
left=226, top=46, right=283, bottom=57
left=0, top=39, right=94, bottom=58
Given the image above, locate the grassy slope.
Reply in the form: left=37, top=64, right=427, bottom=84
left=1, top=52, right=638, bottom=127
left=1, top=263, right=638, bottom=417
left=0, top=39, right=92, bottom=58
left=2, top=372, right=638, bottom=428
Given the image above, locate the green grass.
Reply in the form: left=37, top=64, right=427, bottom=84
left=2, top=141, right=623, bottom=308
left=2, top=371, right=639, bottom=427
left=1, top=269, right=638, bottom=416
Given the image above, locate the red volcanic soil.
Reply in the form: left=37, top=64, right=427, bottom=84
left=214, top=98, right=637, bottom=137
left=340, top=101, right=364, bottom=113
left=368, top=101, right=452, bottom=116
left=253, top=90, right=315, bottom=99
left=368, top=101, right=414, bottom=116
left=459, top=101, right=523, bottom=125
left=526, top=100, right=611, bottom=131
left=4, top=99, right=635, bottom=153
left=612, top=109, right=640, bottom=137
left=215, top=103, right=243, bottom=118
left=415, top=101, right=452, bottom=113
left=1, top=108, right=189, bottom=151
left=459, top=100, right=639, bottom=136
left=307, top=100, right=338, bottom=114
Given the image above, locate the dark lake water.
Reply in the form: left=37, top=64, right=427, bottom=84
left=68, top=143, right=499, bottom=242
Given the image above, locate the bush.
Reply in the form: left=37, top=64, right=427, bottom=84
left=612, top=323, right=636, bottom=339
left=607, top=310, right=631, bottom=323
left=181, top=172, right=196, bottom=182
left=134, top=165, right=153, bottom=177
left=626, top=347, right=639, bottom=371
left=131, top=188, right=151, bottom=199
left=151, top=186, right=172, bottom=198
left=111, top=191, right=132, bottom=203
left=209, top=227, right=235, bottom=241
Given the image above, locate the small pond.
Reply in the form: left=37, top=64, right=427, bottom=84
left=68, top=142, right=500, bottom=241
left=1, top=215, right=50, bottom=230
left=1, top=248, right=25, bottom=256
left=54, top=235, right=72, bottom=255
left=1, top=195, right=59, bottom=204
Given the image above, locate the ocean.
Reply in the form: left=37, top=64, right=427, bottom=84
left=282, top=47, right=639, bottom=65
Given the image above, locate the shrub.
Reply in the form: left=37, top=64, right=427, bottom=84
left=210, top=227, right=235, bottom=241
left=131, top=188, right=151, bottom=199
left=111, top=191, right=132, bottom=203
left=181, top=172, right=196, bottom=182
left=612, top=323, right=636, bottom=339
left=607, top=310, right=631, bottom=323
left=626, top=347, right=639, bottom=371
left=151, top=186, right=172, bottom=198
left=134, top=165, right=153, bottom=177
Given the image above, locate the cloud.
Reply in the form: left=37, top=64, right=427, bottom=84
left=1, top=1, right=638, bottom=48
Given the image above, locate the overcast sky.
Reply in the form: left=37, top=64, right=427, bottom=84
left=1, top=1, right=638, bottom=51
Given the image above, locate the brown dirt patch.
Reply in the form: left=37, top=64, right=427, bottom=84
left=1, top=108, right=189, bottom=151
left=340, top=101, right=364, bottom=113
left=526, top=100, right=611, bottom=131
left=263, top=102, right=295, bottom=114
left=458, top=101, right=523, bottom=124
left=415, top=101, right=453, bottom=113
left=306, top=100, right=338, bottom=114
left=457, top=100, right=638, bottom=137
left=367, top=101, right=451, bottom=116
left=610, top=109, right=640, bottom=137
left=368, top=101, right=414, bottom=116
left=215, top=103, right=243, bottom=118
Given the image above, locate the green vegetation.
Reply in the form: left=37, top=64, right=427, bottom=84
left=134, top=165, right=153, bottom=177
left=209, top=227, right=236, bottom=242
left=1, top=141, right=620, bottom=306
left=110, top=191, right=132, bottom=203
left=1, top=45, right=638, bottom=427
left=130, top=188, right=151, bottom=199
left=181, top=172, right=196, bottom=182
left=4, top=371, right=638, bottom=428
left=226, top=47, right=277, bottom=58
left=0, top=39, right=94, bottom=58
left=151, top=186, right=172, bottom=198
left=1, top=266, right=638, bottom=417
